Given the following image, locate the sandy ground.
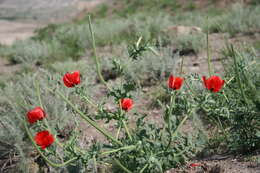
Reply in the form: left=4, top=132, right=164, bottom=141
left=0, top=20, right=42, bottom=45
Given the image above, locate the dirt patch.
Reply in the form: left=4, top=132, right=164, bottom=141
left=0, top=57, right=20, bottom=74
left=76, top=0, right=107, bottom=11
left=0, top=20, right=42, bottom=45
left=181, top=32, right=260, bottom=75
left=167, top=155, right=260, bottom=173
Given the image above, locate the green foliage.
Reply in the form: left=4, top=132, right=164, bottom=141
left=207, top=4, right=260, bottom=35
left=112, top=120, right=199, bottom=173
left=113, top=0, right=181, bottom=17
left=99, top=82, right=203, bottom=173
left=123, top=47, right=177, bottom=87
left=250, top=0, right=260, bottom=5
left=0, top=71, right=83, bottom=171
left=222, top=45, right=260, bottom=153
left=96, top=4, right=109, bottom=18
left=194, top=45, right=260, bottom=153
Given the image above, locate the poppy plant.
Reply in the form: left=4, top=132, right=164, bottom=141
left=120, top=98, right=133, bottom=111
left=34, top=130, right=55, bottom=149
left=27, top=107, right=46, bottom=124
left=63, top=71, right=81, bottom=88
left=168, top=75, right=184, bottom=90
left=202, top=75, right=225, bottom=93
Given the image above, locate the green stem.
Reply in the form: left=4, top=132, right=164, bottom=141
left=81, top=95, right=98, bottom=108
left=52, top=89, right=122, bottom=146
left=206, top=16, right=212, bottom=76
left=122, top=120, right=133, bottom=141
left=140, top=164, right=149, bottom=173
left=34, top=80, right=63, bottom=148
left=180, top=55, right=185, bottom=75
left=217, top=116, right=228, bottom=140
left=114, top=159, right=132, bottom=173
left=165, top=132, right=172, bottom=152
left=116, top=125, right=121, bottom=139
left=88, top=15, right=111, bottom=91
left=164, top=92, right=175, bottom=151
left=23, top=120, right=77, bottom=167
left=93, top=155, right=97, bottom=173
left=232, top=47, right=249, bottom=106
left=35, top=80, right=43, bottom=108
left=171, top=114, right=189, bottom=138
left=174, top=146, right=191, bottom=157
left=184, top=80, right=196, bottom=97
left=101, top=145, right=136, bottom=155
left=161, top=113, right=191, bottom=154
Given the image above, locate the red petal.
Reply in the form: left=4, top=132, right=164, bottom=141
left=63, top=71, right=81, bottom=87
left=27, top=107, right=46, bottom=124
left=168, top=75, right=183, bottom=90
left=63, top=73, right=74, bottom=87
left=72, top=71, right=81, bottom=85
left=190, top=163, right=201, bottom=167
left=120, top=98, right=133, bottom=111
left=174, top=77, right=183, bottom=90
left=168, top=75, right=174, bottom=89
left=34, top=131, right=54, bottom=150
left=202, top=76, right=208, bottom=89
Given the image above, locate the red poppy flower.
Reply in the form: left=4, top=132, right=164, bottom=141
left=120, top=98, right=133, bottom=111
left=202, top=75, right=225, bottom=92
left=168, top=75, right=184, bottom=90
left=190, top=163, right=201, bottom=167
left=63, top=71, right=81, bottom=88
left=34, top=130, right=55, bottom=149
left=27, top=107, right=46, bottom=124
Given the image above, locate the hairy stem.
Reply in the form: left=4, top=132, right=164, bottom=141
left=206, top=16, right=213, bottom=76
left=114, top=159, right=132, bottom=173
left=180, top=56, right=185, bottom=75
left=88, top=15, right=111, bottom=91
left=101, top=145, right=136, bottom=155
left=140, top=164, right=149, bottom=173
left=164, top=91, right=175, bottom=151
left=52, top=89, right=122, bottom=146
left=232, top=47, right=249, bottom=106
left=34, top=80, right=63, bottom=148
left=116, top=125, right=121, bottom=139
left=81, top=95, right=98, bottom=108
left=122, top=120, right=133, bottom=141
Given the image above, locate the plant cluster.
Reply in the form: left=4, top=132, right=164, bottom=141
left=0, top=4, right=260, bottom=172
left=17, top=17, right=252, bottom=173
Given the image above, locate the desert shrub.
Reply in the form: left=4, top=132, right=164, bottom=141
left=171, top=33, right=205, bottom=54
left=222, top=46, right=260, bottom=152
left=250, top=0, right=260, bottom=5
left=113, top=0, right=180, bottom=17
left=0, top=0, right=78, bottom=21
left=3, top=29, right=86, bottom=65
left=49, top=59, right=97, bottom=86
left=3, top=40, right=50, bottom=64
left=120, top=44, right=177, bottom=87
left=1, top=13, right=175, bottom=65
left=207, top=4, right=260, bottom=35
